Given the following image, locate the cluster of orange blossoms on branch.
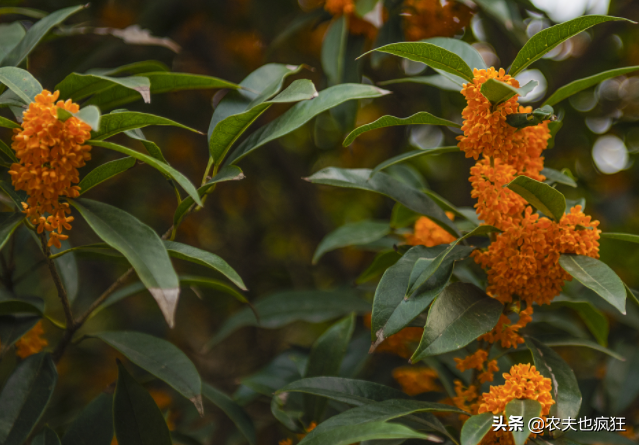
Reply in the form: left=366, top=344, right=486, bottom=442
left=9, top=90, right=92, bottom=249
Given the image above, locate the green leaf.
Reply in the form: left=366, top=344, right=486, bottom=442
left=505, top=399, right=542, bottom=445
left=70, top=199, right=180, bottom=327
left=0, top=23, right=26, bottom=64
left=544, top=65, right=639, bottom=107
left=0, top=180, right=26, bottom=209
left=480, top=79, right=538, bottom=106
left=209, top=79, right=317, bottom=163
left=0, top=315, right=41, bottom=353
left=91, top=111, right=200, bottom=140
left=278, top=377, right=408, bottom=406
left=322, top=15, right=348, bottom=85
left=304, top=315, right=356, bottom=422
left=208, top=290, right=370, bottom=347
left=343, top=113, right=460, bottom=146
left=506, top=175, right=566, bottom=220
left=55, top=73, right=151, bottom=103
left=559, top=254, right=626, bottom=315
left=313, top=220, right=390, bottom=264
left=565, top=431, right=637, bottom=445
left=509, top=16, right=635, bottom=77
left=298, top=421, right=431, bottom=445
left=172, top=165, right=244, bottom=228
left=423, top=37, right=487, bottom=71
left=603, top=344, right=639, bottom=416
left=0, top=138, right=18, bottom=162
left=543, top=339, right=624, bottom=361
left=411, top=283, right=503, bottom=361
left=32, top=427, right=61, bottom=445
left=164, top=240, right=246, bottom=290
left=78, top=157, right=136, bottom=194
left=363, top=42, right=474, bottom=83
left=57, top=105, right=102, bottom=132
left=525, top=337, right=581, bottom=422
left=0, top=67, right=43, bottom=104
left=0, top=115, right=19, bottom=129
left=179, top=275, right=248, bottom=304
left=600, top=232, right=639, bottom=244
left=0, top=353, right=58, bottom=445
left=378, top=74, right=461, bottom=91
left=0, top=295, right=43, bottom=316
left=202, top=384, right=256, bottom=445
left=88, top=140, right=202, bottom=206
left=86, top=61, right=170, bottom=76
left=550, top=299, right=608, bottom=346
left=0, top=5, right=85, bottom=67
left=225, top=84, right=390, bottom=165
left=547, top=121, right=563, bottom=149
left=356, top=250, right=402, bottom=284
left=95, top=331, right=202, bottom=413
left=113, top=361, right=172, bottom=445
left=0, top=213, right=24, bottom=251
left=460, top=412, right=493, bottom=445
left=61, top=393, right=113, bottom=445
left=542, top=168, right=577, bottom=187
left=306, top=167, right=459, bottom=237
left=86, top=72, right=240, bottom=110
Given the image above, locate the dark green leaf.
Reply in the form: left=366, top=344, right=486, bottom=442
left=543, top=65, right=639, bottom=107
left=509, top=16, right=634, bottom=76
left=0, top=138, right=18, bottom=162
left=61, top=393, right=113, bottom=445
left=86, top=61, right=170, bottom=76
left=78, top=157, right=136, bottom=194
left=0, top=213, right=24, bottom=251
left=378, top=74, right=461, bottom=91
left=0, top=115, right=19, bottom=129
left=322, top=15, right=348, bottom=85
left=304, top=315, right=355, bottom=422
left=0, top=353, right=58, bottom=445
left=547, top=121, right=563, bottom=149
left=363, top=42, right=474, bottom=82
left=70, top=199, right=180, bottom=327
left=525, top=337, right=581, bottom=422
left=0, top=315, right=40, bottom=353
left=306, top=167, right=459, bottom=237
left=113, top=362, right=172, bottom=445
left=550, top=299, right=608, bottom=346
left=480, top=79, right=538, bottom=106
left=543, top=339, right=624, bottom=361
left=91, top=111, right=200, bottom=140
left=565, top=431, right=636, bottom=445
left=0, top=67, right=43, bottom=104
left=356, top=250, right=402, bottom=284
left=179, top=275, right=248, bottom=304
left=88, top=140, right=202, bottom=206
left=32, top=427, right=61, bottom=445
left=164, top=240, right=246, bottom=290
left=225, top=84, right=390, bottom=165
left=202, top=384, right=256, bottom=445
left=559, top=254, right=626, bottom=315
left=0, top=180, right=26, bottom=209
left=370, top=147, right=460, bottom=176
left=95, top=331, right=202, bottom=412
left=0, top=23, right=25, bottom=63
left=507, top=175, right=566, bottom=220
left=55, top=73, right=150, bottom=102
left=542, top=168, right=577, bottom=187
left=0, top=295, right=43, bottom=315
left=343, top=112, right=461, bottom=146
left=604, top=344, right=639, bottom=415
left=600, top=232, right=639, bottom=244
left=278, top=377, right=407, bottom=406
left=505, top=399, right=542, bottom=445
left=313, top=220, right=390, bottom=264
left=298, top=421, right=430, bottom=445
left=460, top=413, right=493, bottom=445
left=1, top=5, right=85, bottom=67
left=411, top=283, right=503, bottom=361
left=423, top=37, right=487, bottom=71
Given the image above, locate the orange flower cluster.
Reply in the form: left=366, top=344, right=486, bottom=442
left=9, top=90, right=92, bottom=249
left=454, top=349, right=499, bottom=384
left=323, top=0, right=377, bottom=38
left=453, top=380, right=480, bottom=414
left=406, top=212, right=456, bottom=247
left=393, top=366, right=441, bottom=396
left=480, top=306, right=533, bottom=349
left=478, top=364, right=555, bottom=416
left=403, top=0, right=474, bottom=41
left=15, top=321, right=48, bottom=358
left=278, top=422, right=317, bottom=445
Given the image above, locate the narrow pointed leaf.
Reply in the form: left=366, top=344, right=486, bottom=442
left=1, top=5, right=85, bottom=67
left=298, top=421, right=432, bottom=445
left=97, top=331, right=202, bottom=413
left=505, top=399, right=542, bottom=445
left=70, top=199, right=180, bottom=327
left=0, top=295, right=44, bottom=315
left=33, top=427, right=61, bottom=445
left=559, top=254, right=626, bottom=315
left=306, top=167, right=459, bottom=237
left=61, top=393, right=113, bottom=445
left=92, top=111, right=200, bottom=140
left=164, top=240, right=246, bottom=290
left=0, top=23, right=25, bottom=63
left=0, top=67, right=43, bottom=104
left=507, top=175, right=566, bottom=220
left=411, top=283, right=503, bottom=361
left=56, top=73, right=151, bottom=102
left=313, top=220, right=389, bottom=264
left=600, top=232, right=639, bottom=244
left=460, top=413, right=494, bottom=445
left=179, top=275, right=248, bottom=304
left=550, top=299, right=608, bottom=346
left=480, top=79, right=538, bottom=106
left=0, top=213, right=25, bottom=251
left=0, top=353, right=58, bottom=445
left=88, top=140, right=202, bottom=206
left=87, top=61, right=170, bottom=76
left=371, top=147, right=460, bottom=176
left=542, top=168, right=577, bottom=187
left=0, top=181, right=26, bottom=209
left=0, top=115, right=19, bottom=129
left=0, top=139, right=18, bottom=162
left=202, top=384, right=256, bottom=445
left=343, top=112, right=460, bottom=146
left=114, top=362, right=172, bottom=445
left=0, top=315, right=41, bottom=353
left=525, top=337, right=581, bottom=422
left=356, top=250, right=402, bottom=284
left=78, top=157, right=136, bottom=194
left=363, top=42, right=474, bottom=82
left=509, top=16, right=634, bottom=77
left=543, top=339, right=624, bottom=361
left=378, top=74, right=461, bottom=91
left=225, top=84, right=390, bottom=165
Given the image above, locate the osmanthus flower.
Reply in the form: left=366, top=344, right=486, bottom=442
left=323, top=0, right=378, bottom=38
left=278, top=422, right=317, bottom=445
left=509, top=109, right=552, bottom=181
left=403, top=0, right=474, bottom=41
left=393, top=366, right=441, bottom=396
left=406, top=212, right=456, bottom=247
left=15, top=321, right=48, bottom=359
left=9, top=90, right=92, bottom=249
left=479, top=306, right=534, bottom=349
left=454, top=348, right=500, bottom=385
left=453, top=380, right=480, bottom=415
left=457, top=68, right=522, bottom=161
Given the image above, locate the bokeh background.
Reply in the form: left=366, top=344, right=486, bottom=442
left=2, top=0, right=639, bottom=443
